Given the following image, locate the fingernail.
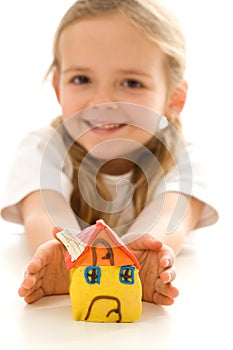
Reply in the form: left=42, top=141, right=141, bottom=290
left=166, top=273, right=172, bottom=283
left=164, top=259, right=169, bottom=267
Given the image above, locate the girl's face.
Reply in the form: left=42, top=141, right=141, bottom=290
left=53, top=12, right=186, bottom=169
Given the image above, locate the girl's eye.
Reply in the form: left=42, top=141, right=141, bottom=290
left=71, top=75, right=90, bottom=85
left=123, top=79, right=143, bottom=88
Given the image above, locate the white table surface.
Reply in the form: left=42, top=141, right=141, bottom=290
left=0, top=215, right=232, bottom=350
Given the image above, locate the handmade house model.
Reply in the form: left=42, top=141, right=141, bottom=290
left=57, top=219, right=142, bottom=323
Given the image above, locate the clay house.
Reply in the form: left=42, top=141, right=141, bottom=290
left=57, top=219, right=142, bottom=322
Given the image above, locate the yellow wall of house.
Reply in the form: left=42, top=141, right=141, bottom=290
left=69, top=265, right=142, bottom=322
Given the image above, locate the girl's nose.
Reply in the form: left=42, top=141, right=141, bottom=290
left=93, top=102, right=119, bottom=110
left=87, top=86, right=118, bottom=109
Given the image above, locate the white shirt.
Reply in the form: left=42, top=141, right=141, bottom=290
left=0, top=126, right=218, bottom=236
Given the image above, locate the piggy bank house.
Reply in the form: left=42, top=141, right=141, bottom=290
left=57, top=219, right=142, bottom=323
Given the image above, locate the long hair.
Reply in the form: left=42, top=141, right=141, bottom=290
left=49, top=0, right=187, bottom=232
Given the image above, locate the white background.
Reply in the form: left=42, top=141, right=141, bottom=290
left=0, top=0, right=232, bottom=232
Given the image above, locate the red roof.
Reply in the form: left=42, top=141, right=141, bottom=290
left=64, top=220, right=140, bottom=270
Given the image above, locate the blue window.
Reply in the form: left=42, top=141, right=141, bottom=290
left=84, top=266, right=101, bottom=284
left=119, top=266, right=135, bottom=284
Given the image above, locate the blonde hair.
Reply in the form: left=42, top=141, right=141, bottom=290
left=49, top=0, right=187, bottom=232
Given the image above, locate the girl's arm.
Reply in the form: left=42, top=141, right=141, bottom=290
left=148, top=192, right=204, bottom=255
left=20, top=190, right=80, bottom=253
left=124, top=192, right=204, bottom=255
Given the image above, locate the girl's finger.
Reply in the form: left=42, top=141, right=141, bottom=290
left=160, top=267, right=176, bottom=284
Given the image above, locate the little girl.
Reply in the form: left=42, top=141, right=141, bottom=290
left=1, top=0, right=218, bottom=305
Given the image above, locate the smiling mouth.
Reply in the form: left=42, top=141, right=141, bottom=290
left=84, top=120, right=126, bottom=130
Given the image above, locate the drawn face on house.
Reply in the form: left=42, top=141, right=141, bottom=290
left=82, top=238, right=138, bottom=322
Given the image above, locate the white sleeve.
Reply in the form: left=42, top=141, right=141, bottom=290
left=0, top=127, right=73, bottom=225
left=153, top=140, right=219, bottom=228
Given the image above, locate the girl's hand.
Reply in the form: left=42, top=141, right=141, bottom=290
left=18, top=235, right=69, bottom=304
left=126, top=234, right=179, bottom=305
